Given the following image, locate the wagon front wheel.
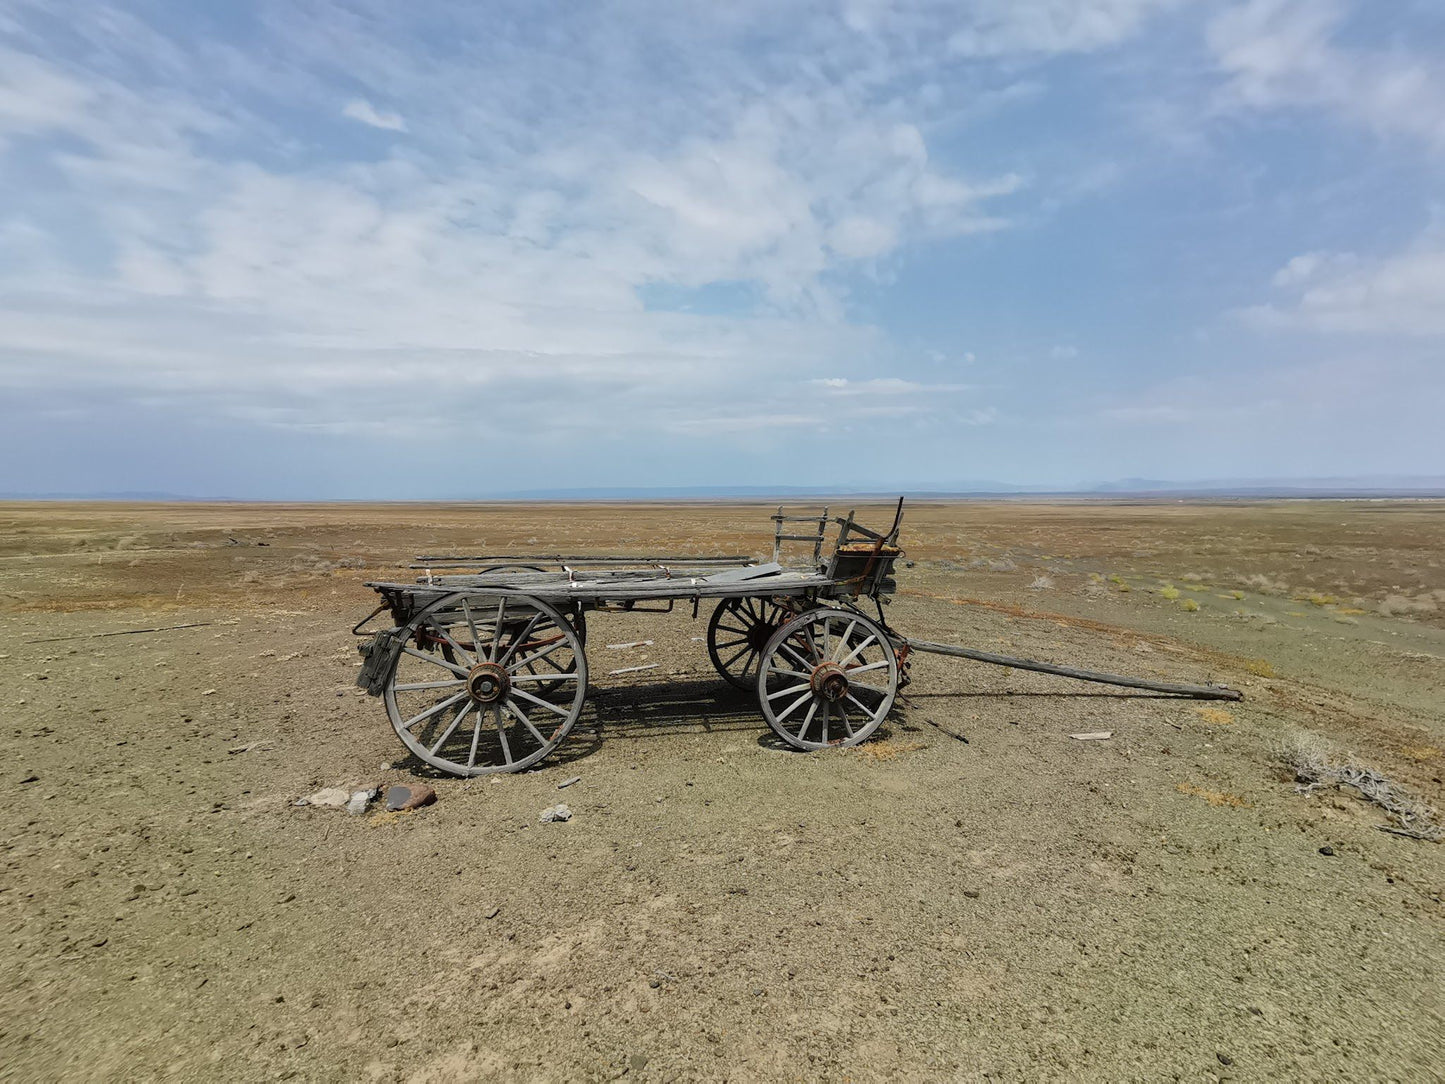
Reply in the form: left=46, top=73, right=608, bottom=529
left=707, top=597, right=791, bottom=690
left=383, top=593, right=588, bottom=776
left=756, top=609, right=898, bottom=750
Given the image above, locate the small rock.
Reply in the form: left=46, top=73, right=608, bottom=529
left=628, top=1054, right=649, bottom=1071
left=300, top=787, right=349, bottom=809
left=1217, top=1052, right=1234, bottom=1066
left=539, top=803, right=572, bottom=823
left=558, top=776, right=581, bottom=789
left=649, top=978, right=661, bottom=988
left=385, top=784, right=436, bottom=812
left=485, top=906, right=501, bottom=919
left=346, top=788, right=378, bottom=816
left=18, top=774, right=39, bottom=784
left=1318, top=845, right=1335, bottom=856
left=963, top=889, right=980, bottom=899
left=379, top=762, right=392, bottom=770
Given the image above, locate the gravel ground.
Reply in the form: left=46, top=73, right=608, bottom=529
left=1, top=501, right=1441, bottom=1080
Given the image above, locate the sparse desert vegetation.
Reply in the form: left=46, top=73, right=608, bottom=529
left=1, top=498, right=1442, bottom=1079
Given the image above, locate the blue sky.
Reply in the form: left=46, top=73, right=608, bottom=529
left=1, top=0, right=1442, bottom=497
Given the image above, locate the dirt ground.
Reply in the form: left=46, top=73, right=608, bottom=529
left=1, top=499, right=1442, bottom=1081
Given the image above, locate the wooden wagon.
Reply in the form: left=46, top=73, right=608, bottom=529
left=354, top=500, right=1239, bottom=776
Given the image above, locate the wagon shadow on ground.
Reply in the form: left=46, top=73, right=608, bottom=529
left=579, top=676, right=903, bottom=757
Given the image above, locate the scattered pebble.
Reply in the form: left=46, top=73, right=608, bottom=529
left=1217, top=1052, right=1234, bottom=1066
left=558, top=776, right=581, bottom=789
left=346, top=788, right=378, bottom=815
left=1319, top=845, right=1335, bottom=856
left=540, top=803, right=573, bottom=823
left=1069, top=731, right=1113, bottom=741
left=485, top=906, right=501, bottom=920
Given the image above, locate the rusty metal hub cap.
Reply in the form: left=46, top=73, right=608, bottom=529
left=466, top=662, right=510, bottom=704
left=810, top=661, right=850, bottom=702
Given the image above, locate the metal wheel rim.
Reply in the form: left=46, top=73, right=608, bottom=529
left=756, top=608, right=898, bottom=750
left=707, top=596, right=790, bottom=690
left=383, top=592, right=588, bottom=776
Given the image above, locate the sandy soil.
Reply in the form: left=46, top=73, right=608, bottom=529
left=1, top=499, right=1442, bottom=1081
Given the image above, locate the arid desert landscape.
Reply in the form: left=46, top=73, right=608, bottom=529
left=1, top=499, right=1442, bottom=1080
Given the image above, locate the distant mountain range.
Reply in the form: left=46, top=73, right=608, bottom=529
left=5, top=476, right=1443, bottom=501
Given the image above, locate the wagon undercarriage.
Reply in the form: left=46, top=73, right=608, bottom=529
left=354, top=501, right=1240, bottom=777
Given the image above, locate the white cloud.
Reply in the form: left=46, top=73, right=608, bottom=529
left=947, top=0, right=1179, bottom=57
left=341, top=98, right=407, bottom=132
left=1207, top=0, right=1445, bottom=146
left=1242, top=229, right=1445, bottom=336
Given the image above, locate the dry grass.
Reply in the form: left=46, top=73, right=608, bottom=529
left=1179, top=598, right=1199, bottom=613
left=1159, top=585, right=1181, bottom=600
left=1276, top=732, right=1441, bottom=841
left=850, top=739, right=927, bottom=761
left=1192, top=706, right=1235, bottom=726
left=1175, top=782, right=1251, bottom=808
left=1244, top=658, right=1276, bottom=678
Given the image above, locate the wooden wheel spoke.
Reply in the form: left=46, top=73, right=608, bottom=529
left=493, top=705, right=513, bottom=763
left=845, top=693, right=878, bottom=721
left=401, top=690, right=469, bottom=731
left=505, top=701, right=551, bottom=747
left=832, top=620, right=858, bottom=661
left=767, top=665, right=810, bottom=681
left=837, top=633, right=876, bottom=667
left=497, top=612, right=542, bottom=667
left=767, top=682, right=810, bottom=701
left=510, top=686, right=573, bottom=718
left=509, top=637, right=568, bottom=673
left=775, top=688, right=815, bottom=723
left=394, top=678, right=465, bottom=692
left=799, top=699, right=819, bottom=741
left=490, top=597, right=507, bottom=661
left=466, top=707, right=484, bottom=769
left=403, top=646, right=469, bottom=677
left=429, top=702, right=469, bottom=755
left=837, top=700, right=858, bottom=737
left=461, top=598, right=484, bottom=662
left=432, top=624, right=476, bottom=666
left=847, top=659, right=889, bottom=675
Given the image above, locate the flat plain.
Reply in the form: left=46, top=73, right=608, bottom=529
left=1, top=499, right=1442, bottom=1081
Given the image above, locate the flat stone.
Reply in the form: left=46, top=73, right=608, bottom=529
left=300, top=787, right=349, bottom=809
left=539, top=803, right=573, bottom=823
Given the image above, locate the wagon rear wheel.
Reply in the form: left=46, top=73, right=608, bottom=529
left=756, top=608, right=898, bottom=750
left=384, top=593, right=588, bottom=776
left=707, top=597, right=791, bottom=690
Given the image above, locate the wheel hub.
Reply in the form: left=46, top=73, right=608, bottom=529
left=466, top=662, right=511, bottom=704
left=810, top=661, right=850, bottom=702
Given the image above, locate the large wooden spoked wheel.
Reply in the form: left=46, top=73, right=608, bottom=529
left=441, top=606, right=585, bottom=696
left=707, top=596, right=793, bottom=690
left=756, top=608, right=898, bottom=750
left=383, top=592, right=588, bottom=776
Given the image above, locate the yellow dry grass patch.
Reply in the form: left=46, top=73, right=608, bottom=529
left=1192, top=706, right=1235, bottom=725
left=1176, top=782, right=1251, bottom=808
left=1244, top=658, right=1275, bottom=677
left=1159, top=585, right=1181, bottom=600
left=1402, top=745, right=1441, bottom=763
left=851, top=739, right=927, bottom=761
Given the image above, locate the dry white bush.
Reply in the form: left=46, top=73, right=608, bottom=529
left=1277, top=731, right=1441, bottom=842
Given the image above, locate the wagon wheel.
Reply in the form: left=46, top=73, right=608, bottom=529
left=707, top=597, right=792, bottom=690
left=756, top=608, right=898, bottom=750
left=443, top=606, right=585, bottom=696
left=383, top=592, right=588, bottom=776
